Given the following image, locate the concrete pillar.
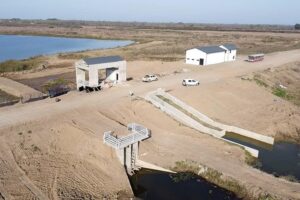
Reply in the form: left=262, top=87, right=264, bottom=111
left=89, top=68, right=99, bottom=87
left=125, top=145, right=132, bottom=173
left=132, top=142, right=139, bottom=163
left=119, top=61, right=127, bottom=82
left=75, top=68, right=86, bottom=90
left=115, top=143, right=139, bottom=174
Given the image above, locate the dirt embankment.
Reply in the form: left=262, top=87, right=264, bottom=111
left=0, top=110, right=133, bottom=199
left=240, top=62, right=300, bottom=142
left=252, top=62, right=300, bottom=106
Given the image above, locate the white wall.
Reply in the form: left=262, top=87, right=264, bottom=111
left=185, top=49, right=207, bottom=65
left=118, top=61, right=127, bottom=82
left=75, top=68, right=86, bottom=90
left=228, top=50, right=237, bottom=61
left=206, top=52, right=226, bottom=65
left=89, top=68, right=99, bottom=87
left=220, top=45, right=237, bottom=62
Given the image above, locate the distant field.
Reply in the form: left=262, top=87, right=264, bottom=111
left=1, top=19, right=300, bottom=73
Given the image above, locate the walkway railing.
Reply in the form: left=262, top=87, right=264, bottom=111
left=103, top=123, right=151, bottom=149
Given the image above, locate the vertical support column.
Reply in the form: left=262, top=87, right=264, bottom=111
left=89, top=68, right=99, bottom=87
left=125, top=145, right=132, bottom=174
left=75, top=67, right=86, bottom=90
left=132, top=142, right=139, bottom=164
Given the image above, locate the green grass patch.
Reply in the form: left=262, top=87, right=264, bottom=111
left=157, top=95, right=222, bottom=131
left=272, top=87, right=287, bottom=97
left=253, top=77, right=268, bottom=88
left=58, top=53, right=89, bottom=60
left=272, top=87, right=294, bottom=100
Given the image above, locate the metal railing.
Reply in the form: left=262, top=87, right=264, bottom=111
left=103, top=123, right=150, bottom=149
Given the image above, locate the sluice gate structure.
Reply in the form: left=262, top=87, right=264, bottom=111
left=103, top=123, right=151, bottom=175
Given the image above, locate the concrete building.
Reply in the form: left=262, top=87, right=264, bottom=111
left=75, top=56, right=126, bottom=90
left=185, top=44, right=237, bottom=66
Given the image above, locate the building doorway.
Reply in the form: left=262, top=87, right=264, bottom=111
left=200, top=59, right=204, bottom=65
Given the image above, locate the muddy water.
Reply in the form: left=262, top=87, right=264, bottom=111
left=130, top=169, right=240, bottom=200
left=223, top=132, right=300, bottom=180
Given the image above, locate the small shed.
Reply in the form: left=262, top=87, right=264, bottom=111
left=186, top=44, right=237, bottom=66
left=75, top=56, right=126, bottom=90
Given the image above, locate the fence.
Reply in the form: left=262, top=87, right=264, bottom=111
left=103, top=123, right=151, bottom=149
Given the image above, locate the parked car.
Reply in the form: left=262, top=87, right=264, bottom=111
left=142, top=74, right=158, bottom=82
left=182, top=79, right=200, bottom=86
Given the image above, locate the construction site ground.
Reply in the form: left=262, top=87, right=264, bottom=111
left=0, top=50, right=300, bottom=199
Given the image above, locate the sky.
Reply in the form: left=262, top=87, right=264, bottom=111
left=0, top=0, right=299, bottom=25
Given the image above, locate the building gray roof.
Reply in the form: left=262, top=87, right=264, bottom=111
left=196, top=46, right=226, bottom=54
left=83, top=56, right=124, bottom=65
left=222, top=44, right=237, bottom=50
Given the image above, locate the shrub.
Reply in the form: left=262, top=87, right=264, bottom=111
left=42, top=78, right=68, bottom=92
left=245, top=151, right=262, bottom=168
left=0, top=57, right=45, bottom=73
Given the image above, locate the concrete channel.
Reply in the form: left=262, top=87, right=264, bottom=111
left=145, top=88, right=275, bottom=157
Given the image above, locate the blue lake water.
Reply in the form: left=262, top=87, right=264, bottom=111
left=0, top=34, right=133, bottom=62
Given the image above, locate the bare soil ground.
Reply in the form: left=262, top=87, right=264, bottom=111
left=251, top=62, right=300, bottom=106
left=0, top=49, right=300, bottom=199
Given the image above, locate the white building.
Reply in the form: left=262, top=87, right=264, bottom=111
left=185, top=44, right=237, bottom=66
left=75, top=56, right=126, bottom=90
